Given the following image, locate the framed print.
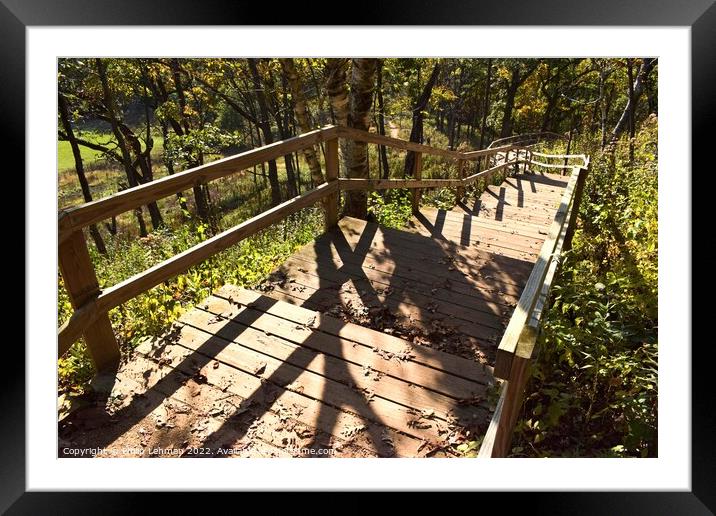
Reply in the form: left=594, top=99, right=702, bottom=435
left=6, top=0, right=713, bottom=510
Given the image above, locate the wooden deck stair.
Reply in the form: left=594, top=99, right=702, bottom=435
left=59, top=170, right=569, bottom=458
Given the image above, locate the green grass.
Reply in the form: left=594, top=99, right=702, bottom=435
left=57, top=131, right=164, bottom=172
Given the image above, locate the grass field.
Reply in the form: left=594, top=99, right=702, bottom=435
left=58, top=131, right=164, bottom=172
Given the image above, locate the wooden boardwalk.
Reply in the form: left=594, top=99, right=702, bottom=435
left=59, top=171, right=569, bottom=458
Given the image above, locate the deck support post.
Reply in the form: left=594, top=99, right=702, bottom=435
left=324, top=137, right=340, bottom=229
left=59, top=230, right=120, bottom=372
left=487, top=326, right=537, bottom=457
left=564, top=165, right=589, bottom=250
left=455, top=158, right=466, bottom=202
left=411, top=151, right=423, bottom=214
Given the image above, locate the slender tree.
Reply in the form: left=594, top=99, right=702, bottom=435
left=248, top=59, right=282, bottom=206
left=344, top=58, right=378, bottom=219
left=57, top=92, right=107, bottom=254
left=279, top=58, right=325, bottom=186
left=403, top=61, right=441, bottom=177
left=610, top=58, right=657, bottom=144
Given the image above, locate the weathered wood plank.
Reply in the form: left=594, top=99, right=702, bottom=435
left=58, top=231, right=119, bottom=369
left=216, top=286, right=493, bottom=381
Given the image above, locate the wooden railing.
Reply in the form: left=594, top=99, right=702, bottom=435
left=58, top=125, right=589, bottom=446
left=478, top=152, right=590, bottom=458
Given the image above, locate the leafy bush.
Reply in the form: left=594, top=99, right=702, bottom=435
left=512, top=117, right=658, bottom=457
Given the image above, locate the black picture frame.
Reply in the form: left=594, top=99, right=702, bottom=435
left=7, top=0, right=711, bottom=511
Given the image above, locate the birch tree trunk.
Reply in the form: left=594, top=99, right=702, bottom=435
left=344, top=58, right=378, bottom=219
left=280, top=58, right=325, bottom=186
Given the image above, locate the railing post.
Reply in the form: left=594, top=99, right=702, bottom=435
left=490, top=354, right=532, bottom=457
left=59, top=230, right=120, bottom=372
left=324, top=137, right=340, bottom=229
left=564, top=165, right=589, bottom=250
left=455, top=158, right=466, bottom=202
left=411, top=151, right=423, bottom=214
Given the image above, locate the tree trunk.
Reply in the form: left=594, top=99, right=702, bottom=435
left=610, top=58, right=656, bottom=145
left=500, top=71, right=520, bottom=138
left=58, top=92, right=107, bottom=254
left=375, top=60, right=391, bottom=179
left=404, top=62, right=441, bottom=177
left=344, top=58, right=378, bottom=219
left=279, top=58, right=324, bottom=186
left=169, top=58, right=210, bottom=222
left=627, top=59, right=636, bottom=162
left=248, top=59, right=282, bottom=206
left=325, top=58, right=350, bottom=174
left=96, top=58, right=148, bottom=237
left=479, top=59, right=492, bottom=150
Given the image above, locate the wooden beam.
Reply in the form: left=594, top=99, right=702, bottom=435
left=58, top=230, right=119, bottom=370
left=456, top=158, right=466, bottom=201
left=324, top=138, right=340, bottom=229
left=412, top=152, right=423, bottom=214
left=564, top=161, right=590, bottom=250
left=493, top=167, right=580, bottom=379
left=462, top=161, right=511, bottom=186
left=59, top=126, right=339, bottom=241
left=339, top=177, right=462, bottom=191
left=58, top=182, right=338, bottom=349
left=336, top=126, right=461, bottom=159
left=461, top=144, right=514, bottom=158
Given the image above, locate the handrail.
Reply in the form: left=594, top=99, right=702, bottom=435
left=57, top=125, right=586, bottom=388
left=58, top=126, right=339, bottom=243
left=479, top=155, right=590, bottom=457
left=58, top=181, right=338, bottom=354
left=488, top=131, right=568, bottom=149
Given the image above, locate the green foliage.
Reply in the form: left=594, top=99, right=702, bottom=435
left=58, top=207, right=323, bottom=394
left=512, top=118, right=658, bottom=458
left=367, top=189, right=413, bottom=229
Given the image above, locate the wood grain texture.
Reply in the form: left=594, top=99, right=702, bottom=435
left=58, top=231, right=119, bottom=369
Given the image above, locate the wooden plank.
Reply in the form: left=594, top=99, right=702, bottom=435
left=493, top=167, right=580, bottom=379
left=407, top=218, right=545, bottom=256
left=337, top=126, right=460, bottom=159
left=217, top=286, right=493, bottom=381
left=58, top=182, right=337, bottom=348
left=335, top=217, right=534, bottom=287
left=339, top=177, right=461, bottom=192
left=293, top=242, right=527, bottom=301
left=264, top=276, right=503, bottom=343
left=324, top=137, right=340, bottom=229
left=58, top=230, right=119, bottom=370
left=199, top=294, right=492, bottom=392
left=181, top=308, right=483, bottom=422
left=488, top=354, right=531, bottom=457
left=411, top=152, right=423, bottom=213
left=269, top=261, right=506, bottom=331
left=172, top=320, right=470, bottom=442
left=461, top=145, right=514, bottom=158
left=131, top=337, right=422, bottom=457
left=59, top=126, right=339, bottom=240
left=418, top=208, right=550, bottom=243
left=456, top=158, right=466, bottom=201
left=283, top=253, right=520, bottom=313
left=564, top=163, right=590, bottom=249
left=462, top=161, right=511, bottom=185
